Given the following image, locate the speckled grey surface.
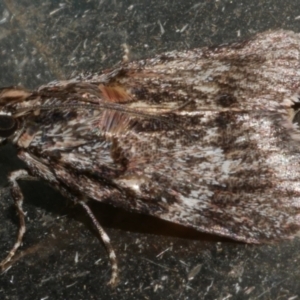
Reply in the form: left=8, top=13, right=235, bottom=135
left=1, top=1, right=300, bottom=299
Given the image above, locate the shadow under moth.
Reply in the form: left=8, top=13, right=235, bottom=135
left=1, top=29, right=300, bottom=286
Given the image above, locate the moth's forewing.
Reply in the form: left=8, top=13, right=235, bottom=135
left=1, top=30, right=300, bottom=251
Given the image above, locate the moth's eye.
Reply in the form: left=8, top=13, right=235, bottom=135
left=0, top=115, right=18, bottom=137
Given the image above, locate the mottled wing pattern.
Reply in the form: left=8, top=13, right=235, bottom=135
left=3, top=30, right=300, bottom=245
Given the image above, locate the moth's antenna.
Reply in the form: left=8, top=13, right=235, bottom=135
left=15, top=102, right=193, bottom=141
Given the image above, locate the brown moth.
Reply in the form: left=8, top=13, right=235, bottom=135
left=1, top=29, right=300, bottom=286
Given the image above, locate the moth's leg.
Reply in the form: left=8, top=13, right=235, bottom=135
left=17, top=151, right=120, bottom=285
left=0, top=169, right=33, bottom=269
left=79, top=200, right=118, bottom=287
left=121, top=43, right=130, bottom=63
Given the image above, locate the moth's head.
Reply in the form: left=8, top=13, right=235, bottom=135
left=0, top=112, right=18, bottom=143
left=0, top=87, right=31, bottom=144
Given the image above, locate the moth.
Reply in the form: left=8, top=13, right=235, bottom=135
left=1, top=29, right=300, bottom=286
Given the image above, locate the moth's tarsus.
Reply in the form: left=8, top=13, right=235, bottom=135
left=1, top=29, right=300, bottom=285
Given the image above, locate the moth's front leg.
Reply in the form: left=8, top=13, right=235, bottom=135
left=0, top=169, right=34, bottom=270
left=15, top=150, right=120, bottom=286
left=78, top=200, right=119, bottom=286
